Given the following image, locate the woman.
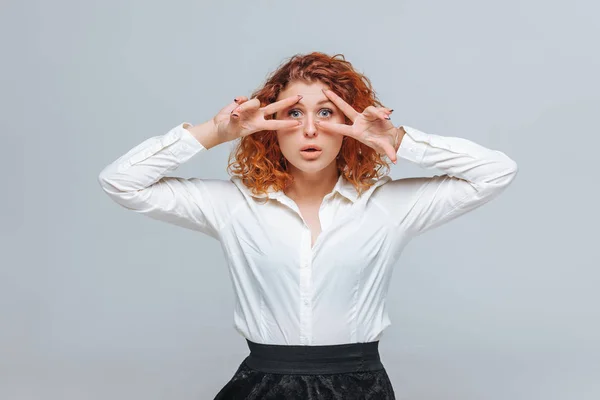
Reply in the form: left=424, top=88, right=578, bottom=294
left=98, top=52, right=518, bottom=399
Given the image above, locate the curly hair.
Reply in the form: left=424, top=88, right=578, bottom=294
left=226, top=51, right=393, bottom=200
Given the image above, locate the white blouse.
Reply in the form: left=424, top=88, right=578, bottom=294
left=98, top=122, right=518, bottom=346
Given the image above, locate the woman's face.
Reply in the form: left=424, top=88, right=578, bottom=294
left=273, top=80, right=345, bottom=175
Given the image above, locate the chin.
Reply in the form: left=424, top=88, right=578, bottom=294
left=287, top=156, right=336, bottom=173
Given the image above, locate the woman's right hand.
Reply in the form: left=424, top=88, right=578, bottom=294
left=212, top=94, right=304, bottom=143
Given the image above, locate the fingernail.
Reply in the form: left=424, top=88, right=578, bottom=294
left=234, top=98, right=239, bottom=103
left=390, top=109, right=394, bottom=112
left=385, top=116, right=391, bottom=120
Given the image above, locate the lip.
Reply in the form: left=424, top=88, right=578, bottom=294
left=299, top=149, right=322, bottom=159
left=300, top=145, right=322, bottom=151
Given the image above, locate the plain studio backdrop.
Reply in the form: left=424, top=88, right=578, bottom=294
left=2, top=0, right=598, bottom=399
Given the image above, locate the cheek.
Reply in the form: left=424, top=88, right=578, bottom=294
left=275, top=133, right=291, bottom=152
left=331, top=130, right=345, bottom=147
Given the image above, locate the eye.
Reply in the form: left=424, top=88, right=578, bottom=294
left=319, top=108, right=333, bottom=118
left=287, top=108, right=334, bottom=118
left=288, top=109, right=302, bottom=118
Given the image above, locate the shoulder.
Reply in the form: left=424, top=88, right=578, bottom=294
left=369, top=174, right=439, bottom=212
left=186, top=177, right=246, bottom=208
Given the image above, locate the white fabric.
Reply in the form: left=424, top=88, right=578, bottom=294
left=98, top=122, right=518, bottom=345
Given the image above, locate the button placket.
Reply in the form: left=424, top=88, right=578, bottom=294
left=299, top=228, right=313, bottom=345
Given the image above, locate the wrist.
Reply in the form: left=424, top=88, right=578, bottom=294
left=186, top=120, right=222, bottom=149
left=394, top=126, right=406, bottom=153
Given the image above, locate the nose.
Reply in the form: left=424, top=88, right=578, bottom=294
left=303, top=115, right=318, bottom=137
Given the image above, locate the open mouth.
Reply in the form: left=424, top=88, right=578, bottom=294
left=300, top=147, right=322, bottom=158
left=301, top=145, right=322, bottom=152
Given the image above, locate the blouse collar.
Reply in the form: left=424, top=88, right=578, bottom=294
left=230, top=173, right=362, bottom=203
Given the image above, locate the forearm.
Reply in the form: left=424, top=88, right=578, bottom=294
left=396, top=125, right=518, bottom=189
left=98, top=122, right=205, bottom=195
left=185, top=120, right=222, bottom=150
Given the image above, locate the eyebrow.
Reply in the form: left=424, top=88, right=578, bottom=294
left=275, top=98, right=335, bottom=117
left=295, top=99, right=335, bottom=107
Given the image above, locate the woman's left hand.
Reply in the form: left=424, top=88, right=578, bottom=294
left=316, top=88, right=401, bottom=164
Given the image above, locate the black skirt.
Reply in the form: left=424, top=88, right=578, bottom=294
left=213, top=339, right=396, bottom=399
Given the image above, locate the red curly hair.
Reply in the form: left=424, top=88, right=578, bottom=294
left=226, top=51, right=393, bottom=199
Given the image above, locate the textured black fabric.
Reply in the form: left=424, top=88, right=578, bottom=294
left=213, top=359, right=396, bottom=399
left=213, top=339, right=396, bottom=399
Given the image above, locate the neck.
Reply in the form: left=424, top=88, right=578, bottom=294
left=285, top=165, right=340, bottom=203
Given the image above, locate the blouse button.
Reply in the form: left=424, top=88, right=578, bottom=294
left=303, top=299, right=309, bottom=306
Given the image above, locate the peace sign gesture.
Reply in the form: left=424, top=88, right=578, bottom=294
left=315, top=88, right=401, bottom=164
left=212, top=94, right=303, bottom=144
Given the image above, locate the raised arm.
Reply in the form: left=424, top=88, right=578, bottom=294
left=97, top=95, right=305, bottom=239
left=373, top=125, right=518, bottom=237
left=97, top=121, right=228, bottom=239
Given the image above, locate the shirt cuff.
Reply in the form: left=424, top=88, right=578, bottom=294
left=165, top=122, right=207, bottom=160
left=396, top=125, right=428, bottom=164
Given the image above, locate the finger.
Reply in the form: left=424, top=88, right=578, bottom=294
left=262, top=94, right=303, bottom=116
left=362, top=106, right=386, bottom=122
left=381, top=107, right=392, bottom=120
left=369, top=106, right=392, bottom=121
left=233, top=97, right=261, bottom=115
left=223, top=98, right=246, bottom=115
left=262, top=119, right=302, bottom=131
left=322, top=88, right=359, bottom=122
left=231, top=97, right=249, bottom=113
left=315, top=120, right=354, bottom=137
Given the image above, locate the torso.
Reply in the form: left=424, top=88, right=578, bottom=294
left=297, top=203, right=322, bottom=248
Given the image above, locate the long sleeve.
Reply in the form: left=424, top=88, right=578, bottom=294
left=373, top=125, right=518, bottom=237
left=97, top=122, right=228, bottom=240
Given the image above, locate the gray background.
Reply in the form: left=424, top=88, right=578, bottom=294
left=2, top=0, right=598, bottom=399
